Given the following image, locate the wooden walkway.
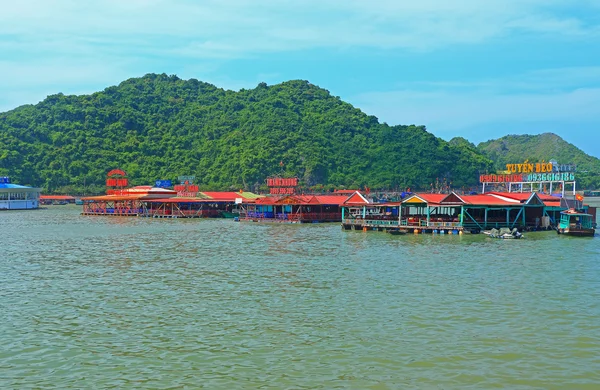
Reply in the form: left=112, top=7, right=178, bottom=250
left=342, top=218, right=465, bottom=234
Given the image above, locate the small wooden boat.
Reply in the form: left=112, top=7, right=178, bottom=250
left=557, top=209, right=596, bottom=237
left=387, top=229, right=407, bottom=235
left=482, top=228, right=523, bottom=239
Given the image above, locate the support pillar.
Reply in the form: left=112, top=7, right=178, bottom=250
left=484, top=208, right=488, bottom=228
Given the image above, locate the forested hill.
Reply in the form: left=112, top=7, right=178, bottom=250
left=0, top=73, right=492, bottom=194
left=476, top=133, right=600, bottom=189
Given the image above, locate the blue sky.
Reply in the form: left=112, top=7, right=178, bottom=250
left=1, top=0, right=600, bottom=157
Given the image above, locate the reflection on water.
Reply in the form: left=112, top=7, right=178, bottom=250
left=1, top=206, right=600, bottom=389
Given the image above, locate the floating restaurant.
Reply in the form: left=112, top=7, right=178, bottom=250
left=143, top=191, right=263, bottom=218
left=82, top=186, right=265, bottom=218
left=344, top=160, right=595, bottom=234
left=239, top=191, right=369, bottom=223
left=341, top=191, right=575, bottom=233
left=0, top=177, right=41, bottom=210
left=237, top=177, right=370, bottom=223
left=81, top=170, right=264, bottom=218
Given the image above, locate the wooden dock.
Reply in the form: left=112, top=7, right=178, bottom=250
left=342, top=219, right=465, bottom=234
left=81, top=212, right=139, bottom=217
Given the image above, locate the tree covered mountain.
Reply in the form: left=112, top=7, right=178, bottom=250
left=0, top=73, right=493, bottom=194
left=476, top=133, right=600, bottom=189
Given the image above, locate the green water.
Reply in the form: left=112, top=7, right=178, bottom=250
left=1, top=207, right=599, bottom=389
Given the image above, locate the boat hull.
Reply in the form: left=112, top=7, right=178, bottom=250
left=557, top=228, right=595, bottom=237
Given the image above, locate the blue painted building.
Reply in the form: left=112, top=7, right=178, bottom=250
left=0, top=177, right=41, bottom=210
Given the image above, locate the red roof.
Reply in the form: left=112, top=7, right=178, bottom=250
left=314, top=195, right=351, bottom=205
left=81, top=194, right=148, bottom=201
left=333, top=189, right=360, bottom=194
left=40, top=195, right=76, bottom=200
left=460, top=194, right=519, bottom=206
left=254, top=194, right=354, bottom=206
left=544, top=201, right=562, bottom=207
left=255, top=195, right=312, bottom=205
left=487, top=192, right=561, bottom=202
left=145, top=197, right=210, bottom=203
left=343, top=192, right=370, bottom=205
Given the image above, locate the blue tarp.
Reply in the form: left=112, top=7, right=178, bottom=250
left=0, top=183, right=33, bottom=189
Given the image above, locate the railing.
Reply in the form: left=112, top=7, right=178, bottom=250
left=363, top=219, right=400, bottom=226
left=83, top=207, right=142, bottom=215
left=298, top=212, right=341, bottom=221
left=345, top=218, right=462, bottom=228
left=244, top=212, right=342, bottom=221
left=427, top=221, right=461, bottom=228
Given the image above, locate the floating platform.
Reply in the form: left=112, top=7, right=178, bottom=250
left=342, top=220, right=464, bottom=234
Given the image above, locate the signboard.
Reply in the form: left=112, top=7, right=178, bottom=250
left=525, top=173, right=575, bottom=182
left=266, top=178, right=298, bottom=187
left=505, top=161, right=577, bottom=174
left=480, top=174, right=528, bottom=183
left=235, top=198, right=243, bottom=204
left=174, top=184, right=199, bottom=197
left=0, top=176, right=10, bottom=184
left=155, top=180, right=172, bottom=188
left=106, top=178, right=128, bottom=186
left=107, top=169, right=127, bottom=177
left=480, top=173, right=575, bottom=183
left=178, top=175, right=195, bottom=184
left=106, top=169, right=128, bottom=190
left=266, top=176, right=298, bottom=195
left=269, top=187, right=295, bottom=195
left=483, top=161, right=577, bottom=183
left=505, top=162, right=553, bottom=174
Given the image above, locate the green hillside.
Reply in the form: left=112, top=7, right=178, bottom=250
left=477, top=133, right=600, bottom=189
left=0, top=73, right=492, bottom=194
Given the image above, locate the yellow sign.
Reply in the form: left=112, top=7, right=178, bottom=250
left=505, top=162, right=553, bottom=174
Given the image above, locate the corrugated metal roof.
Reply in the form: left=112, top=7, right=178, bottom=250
left=488, top=192, right=561, bottom=201
left=461, top=195, right=519, bottom=206
left=343, top=192, right=370, bottom=205
left=81, top=194, right=148, bottom=201
left=544, top=201, right=562, bottom=207
left=200, top=192, right=249, bottom=201
left=145, top=197, right=211, bottom=203
left=238, top=192, right=264, bottom=199
left=314, top=195, right=350, bottom=205
left=0, top=183, right=37, bottom=190
left=126, top=186, right=177, bottom=195
left=403, top=193, right=447, bottom=205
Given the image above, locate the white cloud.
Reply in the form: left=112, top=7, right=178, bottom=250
left=1, top=0, right=599, bottom=113
left=351, top=66, right=600, bottom=143
left=1, top=0, right=598, bottom=57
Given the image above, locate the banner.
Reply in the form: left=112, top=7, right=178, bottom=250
left=155, top=180, right=172, bottom=188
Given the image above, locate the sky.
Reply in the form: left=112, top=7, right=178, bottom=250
left=1, top=0, right=600, bottom=158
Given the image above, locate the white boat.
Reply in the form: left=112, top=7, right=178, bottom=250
left=482, top=228, right=523, bottom=239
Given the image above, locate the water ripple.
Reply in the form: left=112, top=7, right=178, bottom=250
left=1, top=207, right=599, bottom=388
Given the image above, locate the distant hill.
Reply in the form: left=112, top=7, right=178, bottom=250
left=476, top=133, right=600, bottom=189
left=0, top=73, right=492, bottom=193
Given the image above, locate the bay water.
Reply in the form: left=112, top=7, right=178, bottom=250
left=1, top=206, right=599, bottom=389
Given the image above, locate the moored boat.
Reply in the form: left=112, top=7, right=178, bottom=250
left=483, top=228, right=523, bottom=239
left=557, top=209, right=595, bottom=237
